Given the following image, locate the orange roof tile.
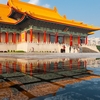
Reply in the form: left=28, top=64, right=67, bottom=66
left=2, top=0, right=99, bottom=31
left=0, top=4, right=17, bottom=24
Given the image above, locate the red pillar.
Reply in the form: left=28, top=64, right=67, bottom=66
left=30, top=29, right=33, bottom=42
left=43, top=62, right=46, bottom=73
left=70, top=34, right=73, bottom=46
left=55, top=32, right=58, bottom=43
left=43, top=31, right=46, bottom=43
left=5, top=32, right=9, bottom=43
left=13, top=32, right=16, bottom=44
left=85, top=36, right=88, bottom=45
left=25, top=31, right=27, bottom=42
left=38, top=33, right=40, bottom=43
left=15, top=33, right=16, bottom=43
left=78, top=36, right=80, bottom=46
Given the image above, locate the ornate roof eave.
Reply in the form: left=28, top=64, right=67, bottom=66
left=15, top=14, right=26, bottom=25
left=88, top=32, right=95, bottom=35
left=7, top=0, right=100, bottom=31
left=24, top=12, right=100, bottom=31
left=0, top=21, right=15, bottom=25
left=7, top=6, right=24, bottom=18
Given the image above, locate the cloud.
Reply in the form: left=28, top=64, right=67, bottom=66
left=43, top=4, right=50, bottom=8
left=28, top=0, right=39, bottom=5
left=28, top=0, right=50, bottom=8
left=0, top=0, right=7, bottom=4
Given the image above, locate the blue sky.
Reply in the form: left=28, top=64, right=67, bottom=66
left=0, top=0, right=100, bottom=37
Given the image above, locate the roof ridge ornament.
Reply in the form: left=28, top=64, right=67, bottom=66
left=63, top=15, right=67, bottom=19
left=53, top=6, right=57, bottom=12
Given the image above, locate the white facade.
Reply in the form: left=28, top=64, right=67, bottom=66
left=88, top=37, right=100, bottom=46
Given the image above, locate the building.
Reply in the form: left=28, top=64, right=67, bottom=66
left=0, top=0, right=100, bottom=53
left=88, top=37, right=100, bottom=46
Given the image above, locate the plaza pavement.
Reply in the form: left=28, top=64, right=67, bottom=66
left=0, top=53, right=100, bottom=59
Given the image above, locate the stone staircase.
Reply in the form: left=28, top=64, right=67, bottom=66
left=82, top=47, right=98, bottom=53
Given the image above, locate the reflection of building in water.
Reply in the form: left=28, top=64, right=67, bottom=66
left=0, top=58, right=86, bottom=74
left=83, top=58, right=100, bottom=68
left=0, top=58, right=100, bottom=100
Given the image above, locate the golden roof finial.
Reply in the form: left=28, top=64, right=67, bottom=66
left=63, top=15, right=67, bottom=19
left=53, top=6, right=57, bottom=12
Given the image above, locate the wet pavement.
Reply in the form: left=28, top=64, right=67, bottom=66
left=0, top=57, right=100, bottom=100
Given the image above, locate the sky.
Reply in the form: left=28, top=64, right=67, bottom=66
left=0, top=0, right=100, bottom=38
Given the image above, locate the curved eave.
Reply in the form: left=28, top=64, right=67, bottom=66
left=0, top=21, right=15, bottom=25
left=7, top=7, right=13, bottom=17
left=15, top=14, right=26, bottom=25
left=25, top=13, right=100, bottom=31
left=7, top=0, right=100, bottom=31
left=0, top=15, right=26, bottom=25
left=88, top=32, right=95, bottom=35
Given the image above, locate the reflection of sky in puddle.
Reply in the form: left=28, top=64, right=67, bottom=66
left=0, top=58, right=100, bottom=100
left=87, top=67, right=100, bottom=75
left=44, top=78, right=100, bottom=100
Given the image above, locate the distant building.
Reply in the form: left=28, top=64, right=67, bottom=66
left=88, top=37, right=100, bottom=45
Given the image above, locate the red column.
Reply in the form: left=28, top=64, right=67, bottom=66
left=30, top=29, right=33, bottom=42
left=49, top=34, right=50, bottom=43
left=13, top=32, right=16, bottom=44
left=70, top=34, right=73, bottom=46
left=85, top=36, right=88, bottom=45
left=43, top=62, right=46, bottom=73
left=25, top=31, right=27, bottom=42
left=55, top=32, right=58, bottom=43
left=5, top=32, right=9, bottom=43
left=15, top=33, right=16, bottom=43
left=78, top=36, right=80, bottom=46
left=0, top=33, right=1, bottom=42
left=38, top=33, right=40, bottom=43
left=43, top=31, right=46, bottom=43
